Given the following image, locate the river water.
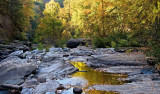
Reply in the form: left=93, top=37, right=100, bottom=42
left=58, top=62, right=128, bottom=94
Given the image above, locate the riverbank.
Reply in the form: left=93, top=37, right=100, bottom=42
left=0, top=46, right=159, bottom=94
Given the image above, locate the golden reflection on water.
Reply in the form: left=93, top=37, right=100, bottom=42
left=86, top=90, right=119, bottom=94
left=71, top=62, right=127, bottom=86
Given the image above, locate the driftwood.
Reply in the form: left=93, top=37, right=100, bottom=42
left=0, top=84, right=22, bottom=91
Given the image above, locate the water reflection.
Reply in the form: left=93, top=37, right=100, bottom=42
left=86, top=90, right=119, bottom=94
left=71, top=62, right=127, bottom=86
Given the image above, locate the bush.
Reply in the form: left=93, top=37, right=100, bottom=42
left=93, top=31, right=141, bottom=48
left=93, top=37, right=108, bottom=48
left=37, top=43, right=44, bottom=50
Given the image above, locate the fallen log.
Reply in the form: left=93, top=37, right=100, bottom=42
left=0, top=84, right=22, bottom=91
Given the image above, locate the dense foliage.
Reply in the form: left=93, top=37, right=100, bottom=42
left=0, top=0, right=159, bottom=62
left=0, top=0, right=34, bottom=40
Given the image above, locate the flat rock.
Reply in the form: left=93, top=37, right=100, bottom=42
left=57, top=77, right=88, bottom=87
left=0, top=56, right=37, bottom=85
left=96, top=66, right=143, bottom=74
left=42, top=52, right=62, bottom=62
left=87, top=53, right=146, bottom=68
left=89, top=81, right=160, bottom=94
left=33, top=80, right=60, bottom=94
left=38, top=58, right=78, bottom=79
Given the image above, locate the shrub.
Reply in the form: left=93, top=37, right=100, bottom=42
left=37, top=43, right=44, bottom=50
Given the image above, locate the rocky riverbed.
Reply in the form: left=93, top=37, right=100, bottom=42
left=0, top=46, right=160, bottom=94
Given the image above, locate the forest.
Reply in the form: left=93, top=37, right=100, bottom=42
left=0, top=0, right=160, bottom=94
left=0, top=0, right=160, bottom=62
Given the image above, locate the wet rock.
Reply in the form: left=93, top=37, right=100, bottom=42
left=141, top=67, right=156, bottom=74
left=73, top=87, right=83, bottom=94
left=37, top=77, right=46, bottom=83
left=0, top=56, right=37, bottom=85
left=33, top=80, right=60, bottom=94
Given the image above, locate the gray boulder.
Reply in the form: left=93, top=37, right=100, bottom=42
left=33, top=80, right=60, bottom=94
left=0, top=56, right=37, bottom=85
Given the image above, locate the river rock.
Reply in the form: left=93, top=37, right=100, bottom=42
left=9, top=50, right=23, bottom=57
left=89, top=81, right=160, bottom=94
left=67, top=38, right=91, bottom=48
left=21, top=88, right=34, bottom=94
left=25, top=79, right=38, bottom=86
left=49, top=47, right=63, bottom=52
left=73, top=87, right=83, bottom=94
left=42, top=52, right=62, bottom=62
left=37, top=77, right=46, bottom=83
left=0, top=56, right=37, bottom=85
left=87, top=53, right=146, bottom=68
left=141, top=67, right=156, bottom=74
left=33, top=80, right=60, bottom=94
left=38, top=58, right=78, bottom=79
left=45, top=92, right=55, bottom=94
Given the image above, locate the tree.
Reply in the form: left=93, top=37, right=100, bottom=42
left=35, top=0, right=63, bottom=43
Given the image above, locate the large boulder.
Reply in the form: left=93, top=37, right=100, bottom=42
left=0, top=56, right=37, bottom=85
left=67, top=38, right=91, bottom=48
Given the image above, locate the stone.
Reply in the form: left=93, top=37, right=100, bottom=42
left=8, top=50, right=23, bottom=57
left=33, top=80, right=60, bottom=94
left=21, top=88, right=34, bottom=94
left=141, top=67, right=156, bottom=74
left=73, top=87, right=83, bottom=94
left=42, top=52, right=63, bottom=62
left=49, top=47, right=63, bottom=52
left=70, top=51, right=93, bottom=56
left=57, top=77, right=88, bottom=87
left=89, top=81, right=160, bottom=94
left=25, top=79, right=38, bottom=86
left=45, top=92, right=55, bottom=94
left=67, top=38, right=91, bottom=48
left=0, top=56, right=37, bottom=85
left=37, top=77, right=46, bottom=83
left=38, top=58, right=78, bottom=79
left=87, top=53, right=146, bottom=68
